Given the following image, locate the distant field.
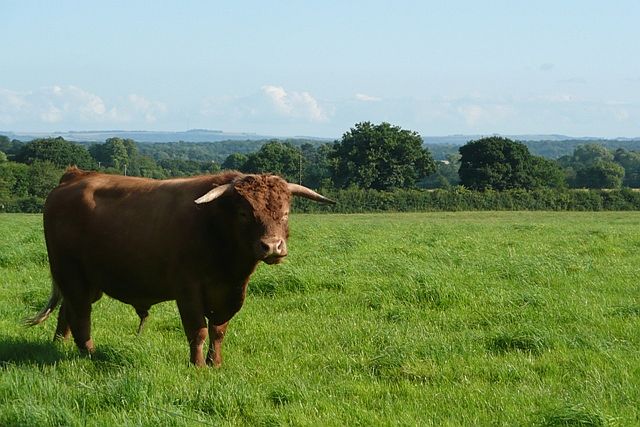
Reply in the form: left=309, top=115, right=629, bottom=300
left=1, top=212, right=639, bottom=426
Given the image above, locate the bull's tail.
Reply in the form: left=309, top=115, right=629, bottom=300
left=24, top=281, right=62, bottom=326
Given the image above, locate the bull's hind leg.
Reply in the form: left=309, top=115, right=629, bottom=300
left=57, top=281, right=102, bottom=354
left=65, top=297, right=96, bottom=353
left=206, top=321, right=229, bottom=367
left=54, top=303, right=71, bottom=341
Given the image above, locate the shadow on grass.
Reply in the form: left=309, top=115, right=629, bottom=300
left=610, top=304, right=640, bottom=318
left=0, top=336, right=64, bottom=366
left=248, top=274, right=309, bottom=297
left=0, top=336, right=136, bottom=368
left=536, top=403, right=606, bottom=427
left=487, top=328, right=551, bottom=355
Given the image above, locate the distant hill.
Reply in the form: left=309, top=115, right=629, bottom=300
left=424, top=135, right=640, bottom=160
left=421, top=134, right=638, bottom=145
left=8, top=130, right=637, bottom=145
left=2, top=129, right=333, bottom=144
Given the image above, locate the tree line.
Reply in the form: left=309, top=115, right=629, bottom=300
left=2, top=122, right=640, bottom=213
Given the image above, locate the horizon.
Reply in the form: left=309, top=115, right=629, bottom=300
left=4, top=128, right=639, bottom=143
left=2, top=1, right=639, bottom=138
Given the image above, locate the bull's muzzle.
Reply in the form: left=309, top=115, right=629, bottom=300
left=259, top=238, right=288, bottom=264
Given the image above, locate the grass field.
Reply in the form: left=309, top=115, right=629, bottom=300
left=1, top=212, right=639, bottom=426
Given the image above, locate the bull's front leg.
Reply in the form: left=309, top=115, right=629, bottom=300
left=206, top=321, right=229, bottom=367
left=177, top=299, right=207, bottom=367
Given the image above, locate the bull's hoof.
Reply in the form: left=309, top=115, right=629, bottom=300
left=75, top=339, right=95, bottom=355
left=206, top=358, right=222, bottom=368
left=53, top=331, right=71, bottom=342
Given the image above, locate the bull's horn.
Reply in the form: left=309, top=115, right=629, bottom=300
left=287, top=183, right=336, bottom=204
left=194, top=184, right=233, bottom=204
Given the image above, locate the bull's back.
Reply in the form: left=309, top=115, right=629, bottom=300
left=44, top=173, right=208, bottom=303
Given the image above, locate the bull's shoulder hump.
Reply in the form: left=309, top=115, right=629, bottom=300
left=48, top=174, right=155, bottom=207
left=59, top=166, right=96, bottom=184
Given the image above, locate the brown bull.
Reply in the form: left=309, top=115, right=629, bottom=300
left=27, top=167, right=334, bottom=366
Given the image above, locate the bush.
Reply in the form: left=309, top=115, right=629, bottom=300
left=292, top=187, right=640, bottom=213
left=16, top=196, right=45, bottom=213
left=4, top=184, right=640, bottom=214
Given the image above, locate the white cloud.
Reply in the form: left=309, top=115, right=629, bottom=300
left=456, top=103, right=514, bottom=126
left=40, top=105, right=63, bottom=123
left=0, top=85, right=167, bottom=128
left=355, top=93, right=381, bottom=102
left=612, top=108, right=630, bottom=121
left=0, top=89, right=28, bottom=124
left=457, top=105, right=484, bottom=125
left=534, top=93, right=576, bottom=103
left=4, top=84, right=637, bottom=138
left=197, top=86, right=334, bottom=136
left=128, top=94, right=167, bottom=123
left=0, top=89, right=28, bottom=111
left=261, top=85, right=328, bottom=122
left=21, top=85, right=113, bottom=123
left=200, top=94, right=256, bottom=121
left=557, top=77, right=587, bottom=85
left=602, top=102, right=632, bottom=121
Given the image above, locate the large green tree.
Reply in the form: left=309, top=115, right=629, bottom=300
left=0, top=161, right=30, bottom=211
left=574, top=162, right=625, bottom=189
left=28, top=160, right=63, bottom=199
left=571, top=143, right=613, bottom=165
left=330, top=122, right=435, bottom=190
left=158, top=158, right=216, bottom=177
left=558, top=144, right=625, bottom=189
left=222, top=153, right=249, bottom=170
left=421, top=153, right=461, bottom=189
left=0, top=135, right=24, bottom=160
left=300, top=143, right=332, bottom=189
left=241, top=141, right=302, bottom=183
left=89, top=138, right=133, bottom=172
left=16, top=137, right=94, bottom=169
left=222, top=142, right=331, bottom=188
left=613, top=148, right=640, bottom=187
left=528, top=156, right=566, bottom=189
left=89, top=137, right=167, bottom=177
left=458, top=137, right=564, bottom=190
left=137, top=155, right=167, bottom=179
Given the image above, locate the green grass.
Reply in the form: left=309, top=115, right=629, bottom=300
left=1, top=212, right=639, bottom=426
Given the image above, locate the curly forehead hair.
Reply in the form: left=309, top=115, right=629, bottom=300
left=233, top=175, right=291, bottom=216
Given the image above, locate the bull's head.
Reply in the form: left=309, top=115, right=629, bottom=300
left=195, top=174, right=334, bottom=264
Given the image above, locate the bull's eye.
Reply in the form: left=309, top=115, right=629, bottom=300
left=237, top=210, right=251, bottom=222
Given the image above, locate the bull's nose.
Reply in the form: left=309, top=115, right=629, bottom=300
left=260, top=238, right=287, bottom=257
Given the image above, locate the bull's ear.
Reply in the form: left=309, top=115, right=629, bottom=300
left=287, top=183, right=336, bottom=204
left=194, top=184, right=233, bottom=204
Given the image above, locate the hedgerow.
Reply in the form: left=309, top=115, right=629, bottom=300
left=293, top=187, right=640, bottom=213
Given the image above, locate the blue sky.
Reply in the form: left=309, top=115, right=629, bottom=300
left=1, top=1, right=638, bottom=138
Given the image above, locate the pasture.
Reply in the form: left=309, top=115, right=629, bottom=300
left=1, top=212, right=639, bottom=426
